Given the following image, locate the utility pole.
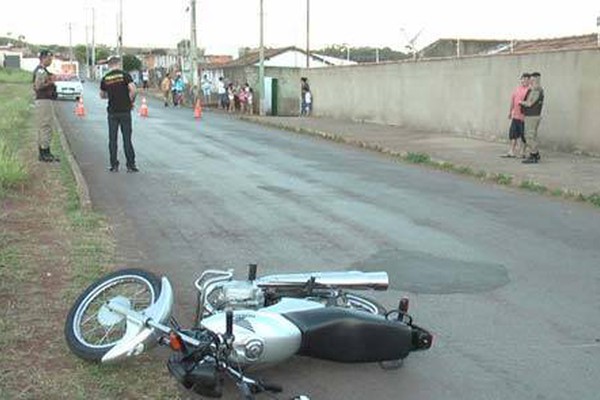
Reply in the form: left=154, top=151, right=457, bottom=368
left=85, top=24, right=90, bottom=78
left=91, top=7, right=96, bottom=80
left=259, top=0, right=265, bottom=116
left=306, top=0, right=310, bottom=68
left=118, top=0, right=123, bottom=56
left=69, top=23, right=73, bottom=63
left=190, top=0, right=198, bottom=88
left=597, top=15, right=600, bottom=47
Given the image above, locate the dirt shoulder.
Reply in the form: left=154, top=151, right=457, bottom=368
left=0, top=91, right=177, bottom=399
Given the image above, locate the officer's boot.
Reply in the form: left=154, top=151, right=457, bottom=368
left=38, top=147, right=45, bottom=161
left=48, top=147, right=60, bottom=162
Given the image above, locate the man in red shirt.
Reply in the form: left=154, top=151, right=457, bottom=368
left=502, top=73, right=530, bottom=158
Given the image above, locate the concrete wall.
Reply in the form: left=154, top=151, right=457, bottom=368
left=302, top=49, right=600, bottom=154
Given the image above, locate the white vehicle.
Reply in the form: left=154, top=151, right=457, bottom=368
left=55, top=74, right=83, bottom=101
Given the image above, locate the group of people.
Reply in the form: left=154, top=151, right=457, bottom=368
left=33, top=47, right=546, bottom=177
left=503, top=71, right=545, bottom=164
left=215, top=77, right=254, bottom=114
left=159, top=72, right=186, bottom=107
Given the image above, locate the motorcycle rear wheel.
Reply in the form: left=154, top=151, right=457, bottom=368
left=344, top=293, right=387, bottom=315
left=64, top=268, right=162, bottom=361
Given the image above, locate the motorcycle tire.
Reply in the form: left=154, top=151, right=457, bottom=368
left=64, top=268, right=162, bottom=362
left=344, top=293, right=387, bottom=315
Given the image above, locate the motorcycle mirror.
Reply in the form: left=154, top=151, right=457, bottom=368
left=248, top=263, right=258, bottom=281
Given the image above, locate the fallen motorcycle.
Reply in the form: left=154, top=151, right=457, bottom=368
left=64, top=264, right=433, bottom=399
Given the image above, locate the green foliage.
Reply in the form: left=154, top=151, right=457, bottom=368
left=519, top=180, right=547, bottom=193
left=122, top=54, right=142, bottom=72
left=405, top=152, right=431, bottom=164
left=0, top=141, right=27, bottom=191
left=0, top=72, right=30, bottom=194
left=492, top=173, right=513, bottom=185
left=74, top=44, right=87, bottom=65
left=316, top=45, right=409, bottom=63
left=586, top=193, right=600, bottom=207
left=0, top=68, right=30, bottom=83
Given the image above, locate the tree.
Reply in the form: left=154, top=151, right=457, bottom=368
left=122, top=54, right=141, bottom=72
left=316, top=45, right=409, bottom=63
left=74, top=45, right=87, bottom=65
left=95, top=47, right=110, bottom=63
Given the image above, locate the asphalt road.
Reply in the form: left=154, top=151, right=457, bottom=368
left=56, top=85, right=600, bottom=400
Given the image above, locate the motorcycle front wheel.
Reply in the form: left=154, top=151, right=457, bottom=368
left=64, top=268, right=162, bottom=361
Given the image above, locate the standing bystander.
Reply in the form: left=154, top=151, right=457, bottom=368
left=141, top=69, right=149, bottom=91
left=33, top=49, right=59, bottom=162
left=502, top=73, right=530, bottom=158
left=160, top=73, right=172, bottom=107
left=300, top=77, right=310, bottom=116
left=100, top=56, right=138, bottom=173
left=201, top=74, right=212, bottom=106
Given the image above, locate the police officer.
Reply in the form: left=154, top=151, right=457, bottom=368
left=520, top=72, right=545, bottom=164
left=100, top=56, right=138, bottom=172
left=33, top=49, right=59, bottom=162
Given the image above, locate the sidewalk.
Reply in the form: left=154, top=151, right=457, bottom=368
left=237, top=114, right=599, bottom=206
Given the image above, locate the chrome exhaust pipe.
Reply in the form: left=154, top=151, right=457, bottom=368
left=255, top=271, right=389, bottom=291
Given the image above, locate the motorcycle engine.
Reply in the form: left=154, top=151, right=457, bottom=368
left=207, top=281, right=265, bottom=311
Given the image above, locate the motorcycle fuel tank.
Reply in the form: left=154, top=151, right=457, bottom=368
left=201, top=307, right=304, bottom=367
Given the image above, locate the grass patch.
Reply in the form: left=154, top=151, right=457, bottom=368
left=405, top=152, right=431, bottom=164
left=0, top=67, right=30, bottom=84
left=455, top=165, right=474, bottom=175
left=519, top=180, right=548, bottom=193
left=584, top=192, right=600, bottom=207
left=0, top=71, right=32, bottom=197
left=0, top=140, right=27, bottom=190
left=491, top=173, right=513, bottom=185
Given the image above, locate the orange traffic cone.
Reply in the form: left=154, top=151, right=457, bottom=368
left=194, top=99, right=202, bottom=119
left=139, top=97, right=149, bottom=117
left=75, top=97, right=86, bottom=117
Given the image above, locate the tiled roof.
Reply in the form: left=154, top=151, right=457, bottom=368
left=511, top=34, right=598, bottom=53
left=222, top=46, right=297, bottom=67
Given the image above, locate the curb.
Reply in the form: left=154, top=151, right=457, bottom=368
left=53, top=110, right=92, bottom=212
left=238, top=116, right=600, bottom=209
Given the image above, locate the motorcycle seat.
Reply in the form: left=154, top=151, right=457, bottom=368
left=283, top=307, right=413, bottom=362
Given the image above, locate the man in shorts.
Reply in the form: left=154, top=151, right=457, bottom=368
left=502, top=72, right=530, bottom=158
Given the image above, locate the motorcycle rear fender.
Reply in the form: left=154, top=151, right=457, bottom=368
left=101, top=277, right=174, bottom=363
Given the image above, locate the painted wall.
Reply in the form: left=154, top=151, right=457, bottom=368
left=301, top=49, right=600, bottom=153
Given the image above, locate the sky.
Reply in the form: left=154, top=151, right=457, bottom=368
left=2, top=0, right=599, bottom=57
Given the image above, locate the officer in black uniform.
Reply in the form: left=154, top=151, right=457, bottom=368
left=33, top=49, right=59, bottom=162
left=100, top=56, right=138, bottom=172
